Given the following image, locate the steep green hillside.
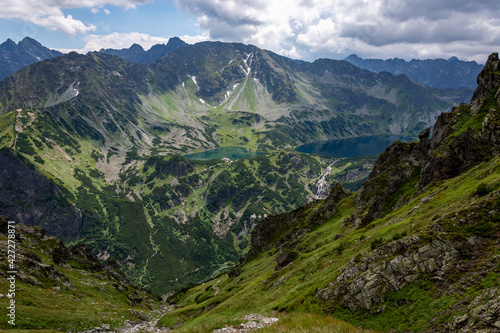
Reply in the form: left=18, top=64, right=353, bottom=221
left=0, top=105, right=372, bottom=294
left=157, top=53, right=500, bottom=332
left=159, top=157, right=499, bottom=332
left=0, top=217, right=161, bottom=332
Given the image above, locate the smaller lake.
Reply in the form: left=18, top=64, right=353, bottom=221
left=185, top=146, right=267, bottom=160
left=296, top=135, right=414, bottom=158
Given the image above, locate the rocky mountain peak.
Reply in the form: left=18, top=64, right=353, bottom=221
left=19, top=36, right=42, bottom=47
left=344, top=54, right=360, bottom=62
left=0, top=38, right=17, bottom=51
left=129, top=43, right=145, bottom=52
left=165, top=36, right=187, bottom=48
left=471, top=52, right=500, bottom=115
left=0, top=36, right=62, bottom=81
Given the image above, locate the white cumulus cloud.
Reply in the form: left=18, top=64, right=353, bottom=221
left=0, top=0, right=151, bottom=35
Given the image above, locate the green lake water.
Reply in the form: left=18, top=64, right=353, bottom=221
left=185, top=146, right=267, bottom=160
left=185, top=136, right=414, bottom=160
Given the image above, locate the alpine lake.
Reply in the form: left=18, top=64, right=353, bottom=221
left=185, top=135, right=415, bottom=160
left=184, top=146, right=267, bottom=160
left=295, top=135, right=415, bottom=157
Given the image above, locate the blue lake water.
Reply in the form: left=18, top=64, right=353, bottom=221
left=295, top=135, right=414, bottom=157
left=185, top=146, right=267, bottom=160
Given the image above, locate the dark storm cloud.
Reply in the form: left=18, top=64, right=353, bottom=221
left=174, top=0, right=500, bottom=62
left=380, top=0, right=500, bottom=22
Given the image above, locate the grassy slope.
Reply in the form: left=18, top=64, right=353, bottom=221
left=158, top=86, right=500, bottom=331
left=0, top=228, right=160, bottom=332
left=159, top=155, right=499, bottom=332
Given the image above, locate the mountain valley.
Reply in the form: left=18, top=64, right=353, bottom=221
left=0, top=37, right=498, bottom=333
left=157, top=52, right=500, bottom=333
left=0, top=39, right=474, bottom=294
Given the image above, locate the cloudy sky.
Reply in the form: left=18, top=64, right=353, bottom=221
left=0, top=0, right=499, bottom=63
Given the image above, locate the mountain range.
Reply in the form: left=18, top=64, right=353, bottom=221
left=0, top=34, right=497, bottom=332
left=0, top=36, right=187, bottom=82
left=0, top=42, right=472, bottom=151
left=344, top=54, right=483, bottom=90
left=0, top=38, right=486, bottom=296
left=100, top=40, right=483, bottom=93
left=99, top=37, right=188, bottom=63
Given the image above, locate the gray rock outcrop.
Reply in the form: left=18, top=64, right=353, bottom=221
left=317, top=236, right=478, bottom=312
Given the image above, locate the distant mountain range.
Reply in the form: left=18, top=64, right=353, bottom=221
left=101, top=44, right=484, bottom=90
left=344, top=54, right=483, bottom=89
left=0, top=36, right=187, bottom=82
left=99, top=37, right=188, bottom=63
left=0, top=41, right=472, bottom=151
left=0, top=37, right=62, bottom=81
left=0, top=36, right=483, bottom=92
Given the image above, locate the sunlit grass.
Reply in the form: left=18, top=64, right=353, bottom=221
left=161, top=154, right=500, bottom=332
left=260, top=313, right=377, bottom=333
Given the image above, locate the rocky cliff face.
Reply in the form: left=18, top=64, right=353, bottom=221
left=0, top=148, right=83, bottom=238
left=317, top=235, right=474, bottom=311
left=471, top=52, right=500, bottom=114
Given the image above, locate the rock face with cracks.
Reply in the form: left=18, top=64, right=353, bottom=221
left=316, top=235, right=477, bottom=312
left=0, top=148, right=84, bottom=238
